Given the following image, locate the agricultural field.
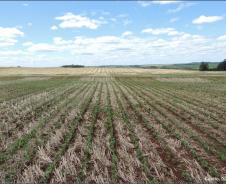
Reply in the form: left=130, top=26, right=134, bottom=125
left=0, top=68, right=226, bottom=183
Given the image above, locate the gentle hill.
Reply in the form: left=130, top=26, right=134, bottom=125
left=98, top=62, right=220, bottom=70
left=157, top=62, right=219, bottom=70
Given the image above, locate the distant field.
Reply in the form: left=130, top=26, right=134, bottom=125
left=0, top=67, right=197, bottom=76
left=158, top=62, right=219, bottom=70
left=0, top=68, right=226, bottom=183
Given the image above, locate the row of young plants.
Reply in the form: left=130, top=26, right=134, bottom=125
left=0, top=76, right=78, bottom=102
left=0, top=77, right=78, bottom=112
left=105, top=83, right=119, bottom=183
left=117, top=79, right=222, bottom=180
left=127, top=76, right=226, bottom=116
left=149, top=77, right=226, bottom=116
left=143, top=82, right=226, bottom=157
left=124, top=79, right=226, bottom=155
left=153, top=75, right=226, bottom=104
left=1, top=82, right=81, bottom=146
left=38, top=82, right=99, bottom=183
left=76, top=83, right=103, bottom=183
left=120, top=77, right=226, bottom=129
left=111, top=83, right=157, bottom=183
left=16, top=82, right=96, bottom=183
left=173, top=79, right=226, bottom=105
left=47, top=83, right=102, bottom=183
left=121, top=79, right=226, bottom=159
left=1, top=82, right=92, bottom=183
left=0, top=82, right=83, bottom=152
left=106, top=83, right=149, bottom=183
left=16, top=83, right=92, bottom=176
left=0, top=79, right=79, bottom=124
left=127, top=80, right=226, bottom=149
left=114, top=81, right=195, bottom=183
left=81, top=83, right=116, bottom=183
left=148, top=82, right=226, bottom=126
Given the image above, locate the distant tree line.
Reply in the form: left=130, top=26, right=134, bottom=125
left=199, top=62, right=209, bottom=71
left=61, top=64, right=84, bottom=68
left=216, top=59, right=226, bottom=71
left=199, top=59, right=226, bottom=71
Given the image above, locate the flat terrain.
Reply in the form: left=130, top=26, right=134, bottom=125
left=0, top=67, right=197, bottom=76
left=0, top=68, right=226, bottom=183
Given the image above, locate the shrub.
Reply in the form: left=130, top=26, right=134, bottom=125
left=61, top=64, right=84, bottom=68
left=199, top=62, right=209, bottom=71
left=217, top=59, right=226, bottom=71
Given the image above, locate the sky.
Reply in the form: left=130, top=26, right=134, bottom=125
left=1, top=1, right=226, bottom=67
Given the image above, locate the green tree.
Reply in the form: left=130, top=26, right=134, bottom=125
left=199, top=62, right=209, bottom=71
left=217, top=59, right=226, bottom=71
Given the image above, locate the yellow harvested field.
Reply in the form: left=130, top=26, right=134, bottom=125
left=0, top=67, right=197, bottom=76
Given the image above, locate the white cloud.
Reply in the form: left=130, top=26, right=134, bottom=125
left=142, top=27, right=181, bottom=36
left=27, top=22, right=32, bottom=27
left=0, top=27, right=24, bottom=47
left=50, top=25, right=58, bottom=30
left=0, top=38, right=18, bottom=47
left=26, top=43, right=59, bottom=52
left=117, top=14, right=129, bottom=18
left=53, top=37, right=73, bottom=45
left=62, top=33, right=223, bottom=65
left=138, top=0, right=180, bottom=7
left=0, top=27, right=24, bottom=38
left=122, top=31, right=133, bottom=37
left=168, top=2, right=195, bottom=13
left=170, top=17, right=179, bottom=23
left=152, top=1, right=180, bottom=5
left=192, top=15, right=224, bottom=24
left=137, top=1, right=152, bottom=7
left=9, top=29, right=226, bottom=66
left=122, top=19, right=132, bottom=26
left=101, top=11, right=110, bottom=16
left=22, top=29, right=210, bottom=59
left=55, top=12, right=102, bottom=29
left=90, top=36, right=120, bottom=44
left=22, top=42, right=33, bottom=46
left=0, top=50, right=26, bottom=56
left=217, top=35, right=226, bottom=40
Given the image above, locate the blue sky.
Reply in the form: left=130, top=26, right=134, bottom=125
left=0, top=1, right=226, bottom=67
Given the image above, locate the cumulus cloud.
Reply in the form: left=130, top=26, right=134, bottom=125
left=142, top=27, right=181, bottom=36
left=137, top=1, right=152, bottom=7
left=122, top=31, right=133, bottom=37
left=6, top=29, right=226, bottom=66
left=168, top=2, right=195, bottom=13
left=62, top=32, right=206, bottom=55
left=192, top=15, right=224, bottom=24
left=26, top=43, right=59, bottom=52
left=217, top=35, right=226, bottom=40
left=55, top=12, right=102, bottom=29
left=64, top=32, right=225, bottom=65
left=170, top=17, right=179, bottom=23
left=0, top=38, right=18, bottom=47
left=50, top=25, right=58, bottom=30
left=53, top=37, right=73, bottom=45
left=21, top=30, right=211, bottom=58
left=152, top=1, right=180, bottom=5
left=22, top=42, right=33, bottom=46
left=0, top=27, right=24, bottom=47
left=0, top=50, right=26, bottom=56
left=138, top=1, right=180, bottom=7
left=0, top=27, right=24, bottom=38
